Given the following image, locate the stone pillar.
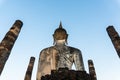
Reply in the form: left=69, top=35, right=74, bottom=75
left=88, top=60, right=97, bottom=80
left=0, top=20, right=23, bottom=75
left=106, top=26, right=120, bottom=58
left=24, top=57, right=35, bottom=80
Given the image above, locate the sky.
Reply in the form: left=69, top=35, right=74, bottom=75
left=0, top=0, right=120, bottom=80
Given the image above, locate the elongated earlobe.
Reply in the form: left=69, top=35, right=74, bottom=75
left=65, top=40, right=68, bottom=45
left=53, top=39, right=55, bottom=45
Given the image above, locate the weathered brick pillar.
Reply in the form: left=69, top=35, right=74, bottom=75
left=106, top=26, right=120, bottom=58
left=88, top=60, right=97, bottom=80
left=0, top=20, right=23, bottom=75
left=24, top=57, right=35, bottom=80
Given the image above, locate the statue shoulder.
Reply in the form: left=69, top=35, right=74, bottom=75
left=40, top=46, right=55, bottom=54
left=68, top=46, right=81, bottom=54
left=39, top=46, right=55, bottom=60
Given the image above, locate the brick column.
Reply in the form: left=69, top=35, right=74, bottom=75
left=106, top=26, right=120, bottom=58
left=24, top=57, right=35, bottom=80
left=0, top=20, right=23, bottom=75
left=88, top=60, right=97, bottom=80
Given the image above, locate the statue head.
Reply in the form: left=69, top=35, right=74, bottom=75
left=53, top=22, right=68, bottom=45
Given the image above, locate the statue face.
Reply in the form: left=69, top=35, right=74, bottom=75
left=53, top=28, right=68, bottom=40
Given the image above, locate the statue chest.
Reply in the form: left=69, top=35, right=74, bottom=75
left=55, top=48, right=74, bottom=69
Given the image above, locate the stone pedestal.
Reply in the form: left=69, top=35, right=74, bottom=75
left=41, top=68, right=93, bottom=80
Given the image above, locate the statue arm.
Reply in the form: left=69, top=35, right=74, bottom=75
left=36, top=50, right=46, bottom=80
left=73, top=50, right=85, bottom=71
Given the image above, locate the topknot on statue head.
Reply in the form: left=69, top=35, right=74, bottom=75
left=53, top=22, right=68, bottom=40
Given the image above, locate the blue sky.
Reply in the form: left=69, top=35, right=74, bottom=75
left=0, top=0, right=120, bottom=80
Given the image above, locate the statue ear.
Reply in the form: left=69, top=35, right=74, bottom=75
left=53, top=34, right=55, bottom=45
left=53, top=34, right=54, bottom=37
left=66, top=34, right=68, bottom=39
left=65, top=34, right=68, bottom=45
